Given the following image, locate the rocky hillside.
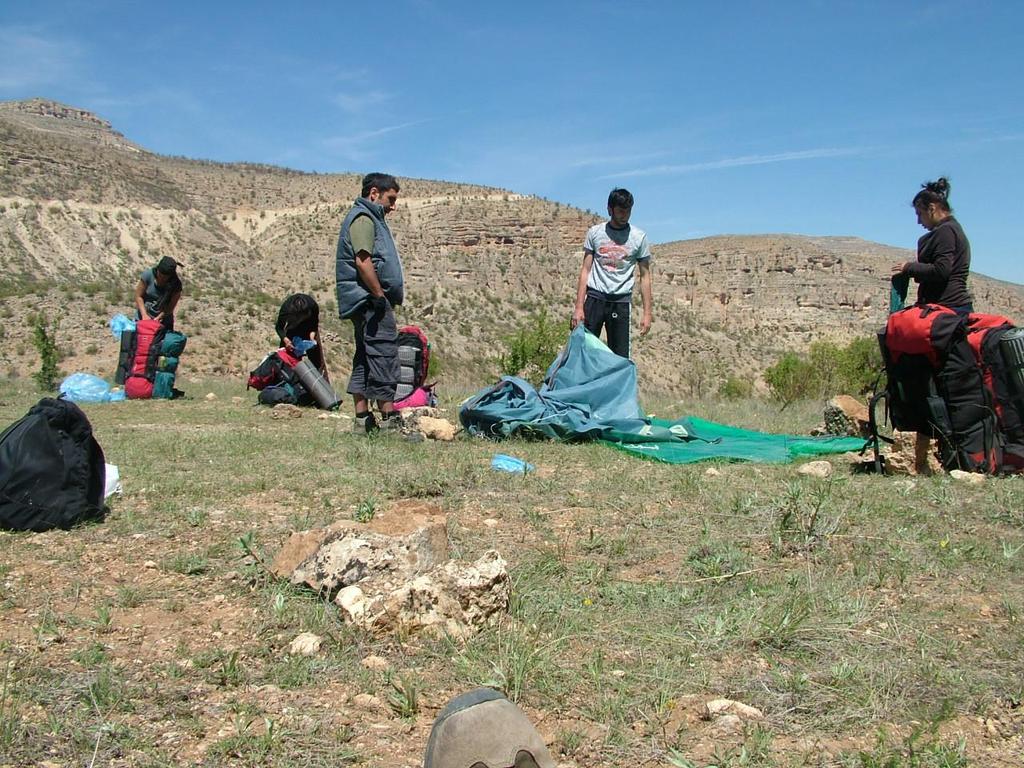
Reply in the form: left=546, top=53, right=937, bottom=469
left=1, top=98, right=1021, bottom=397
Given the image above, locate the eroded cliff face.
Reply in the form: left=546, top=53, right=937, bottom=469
left=1, top=99, right=1021, bottom=395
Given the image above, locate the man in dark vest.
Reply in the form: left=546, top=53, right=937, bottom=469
left=335, top=173, right=405, bottom=434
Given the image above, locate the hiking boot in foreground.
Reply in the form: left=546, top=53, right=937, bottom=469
left=423, top=687, right=555, bottom=768
left=379, top=412, right=404, bottom=433
left=380, top=412, right=426, bottom=442
left=353, top=411, right=378, bottom=435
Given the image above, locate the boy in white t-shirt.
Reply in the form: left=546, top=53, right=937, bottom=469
left=570, top=188, right=652, bottom=358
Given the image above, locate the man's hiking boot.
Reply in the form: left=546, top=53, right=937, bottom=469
left=379, top=412, right=403, bottom=433
left=380, top=412, right=426, bottom=442
left=353, top=411, right=378, bottom=435
left=422, top=687, right=555, bottom=768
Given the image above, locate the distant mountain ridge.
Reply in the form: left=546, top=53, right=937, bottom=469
left=1, top=98, right=1021, bottom=395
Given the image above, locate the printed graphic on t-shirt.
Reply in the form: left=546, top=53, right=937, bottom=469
left=584, top=223, right=650, bottom=296
left=596, top=243, right=629, bottom=270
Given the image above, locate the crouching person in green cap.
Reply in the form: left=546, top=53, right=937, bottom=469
left=135, top=256, right=183, bottom=331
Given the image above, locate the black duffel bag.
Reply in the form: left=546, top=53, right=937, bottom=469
left=0, top=398, right=106, bottom=532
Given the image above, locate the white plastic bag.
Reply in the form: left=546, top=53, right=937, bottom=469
left=103, top=463, right=122, bottom=499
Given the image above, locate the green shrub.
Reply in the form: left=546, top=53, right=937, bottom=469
left=719, top=376, right=753, bottom=400
left=31, top=314, right=60, bottom=391
left=764, top=352, right=813, bottom=406
left=498, top=309, right=565, bottom=384
left=764, top=336, right=883, bottom=406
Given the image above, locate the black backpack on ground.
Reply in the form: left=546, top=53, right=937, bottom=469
left=0, top=398, right=107, bottom=532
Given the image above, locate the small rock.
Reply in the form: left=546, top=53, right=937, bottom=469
left=336, top=585, right=367, bottom=621
left=205, top=392, right=217, bottom=401
left=361, top=655, right=390, bottom=671
left=797, top=460, right=833, bottom=478
left=288, top=632, right=323, bottom=656
left=352, top=693, right=384, bottom=711
left=482, top=518, right=499, bottom=528
left=610, top=669, right=626, bottom=678
left=231, top=396, right=243, bottom=404
left=144, top=560, right=157, bottom=569
left=885, top=431, right=942, bottom=476
left=417, top=416, right=458, bottom=441
left=703, top=698, right=764, bottom=721
left=950, top=469, right=985, bottom=485
left=704, top=467, right=721, bottom=477
left=712, top=714, right=744, bottom=734
left=318, top=413, right=330, bottom=420
left=271, top=404, right=303, bottom=420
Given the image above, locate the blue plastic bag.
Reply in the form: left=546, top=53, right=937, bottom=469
left=60, top=373, right=114, bottom=403
left=491, top=453, right=535, bottom=474
left=291, top=337, right=318, bottom=356
left=109, top=314, right=136, bottom=339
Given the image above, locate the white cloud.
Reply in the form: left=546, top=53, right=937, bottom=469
left=568, top=150, right=671, bottom=169
left=333, top=89, right=391, bottom=114
left=599, top=147, right=869, bottom=179
left=0, top=26, right=83, bottom=92
left=322, top=119, right=431, bottom=162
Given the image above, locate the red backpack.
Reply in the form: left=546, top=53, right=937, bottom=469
left=247, top=348, right=300, bottom=391
left=872, top=304, right=1021, bottom=474
left=124, top=319, right=166, bottom=400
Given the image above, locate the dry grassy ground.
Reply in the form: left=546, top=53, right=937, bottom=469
left=1, top=379, right=1022, bottom=768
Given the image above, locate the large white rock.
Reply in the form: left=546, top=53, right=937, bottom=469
left=274, top=503, right=510, bottom=639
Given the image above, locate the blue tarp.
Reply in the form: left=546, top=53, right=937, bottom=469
left=459, top=326, right=864, bottom=464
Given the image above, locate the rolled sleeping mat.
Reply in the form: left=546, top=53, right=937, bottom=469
left=291, top=358, right=340, bottom=410
left=114, top=330, right=136, bottom=385
left=1000, top=328, right=1024, bottom=399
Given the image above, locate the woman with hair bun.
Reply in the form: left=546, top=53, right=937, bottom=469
left=891, top=177, right=973, bottom=314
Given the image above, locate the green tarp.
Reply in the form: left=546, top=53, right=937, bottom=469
left=460, top=326, right=865, bottom=465
left=603, top=416, right=863, bottom=464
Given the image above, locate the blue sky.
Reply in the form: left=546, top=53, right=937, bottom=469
left=1, top=1, right=1022, bottom=283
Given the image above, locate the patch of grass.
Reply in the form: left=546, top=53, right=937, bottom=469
left=165, top=552, right=210, bottom=576
left=385, top=671, right=420, bottom=718
left=115, top=585, right=146, bottom=609
left=0, top=659, right=24, bottom=751
left=71, top=642, right=109, bottom=667
left=353, top=497, right=377, bottom=523
left=841, top=727, right=968, bottom=767
left=0, top=380, right=1021, bottom=764
left=192, top=648, right=247, bottom=688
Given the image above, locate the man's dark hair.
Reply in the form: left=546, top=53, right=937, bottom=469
left=276, top=293, right=320, bottom=341
left=607, top=188, right=634, bottom=209
left=361, top=173, right=401, bottom=197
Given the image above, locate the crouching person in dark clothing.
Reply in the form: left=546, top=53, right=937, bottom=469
left=335, top=172, right=404, bottom=435
left=276, top=293, right=329, bottom=381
